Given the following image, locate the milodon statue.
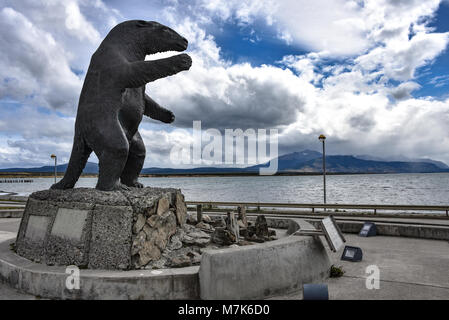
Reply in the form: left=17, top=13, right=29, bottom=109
left=51, top=20, right=191, bottom=191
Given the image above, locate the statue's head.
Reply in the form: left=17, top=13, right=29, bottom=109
left=107, top=20, right=188, bottom=56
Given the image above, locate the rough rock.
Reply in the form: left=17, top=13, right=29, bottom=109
left=188, top=230, right=210, bottom=239
left=237, top=206, right=248, bottom=227
left=145, top=256, right=167, bottom=269
left=255, top=215, right=269, bottom=237
left=196, top=221, right=214, bottom=232
left=237, top=220, right=246, bottom=229
left=133, top=214, right=146, bottom=234
left=175, top=193, right=187, bottom=226
left=131, top=231, right=146, bottom=255
left=139, top=241, right=161, bottom=265
left=182, top=229, right=210, bottom=247
left=226, top=212, right=239, bottom=241
left=186, top=212, right=198, bottom=224
left=156, top=197, right=170, bottom=216
left=211, top=227, right=236, bottom=245
left=169, top=255, right=192, bottom=268
left=238, top=240, right=254, bottom=246
left=202, top=214, right=212, bottom=223
left=211, top=217, right=226, bottom=228
left=245, top=234, right=265, bottom=243
left=166, top=233, right=183, bottom=251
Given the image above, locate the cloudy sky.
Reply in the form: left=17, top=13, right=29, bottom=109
left=0, top=0, right=449, bottom=168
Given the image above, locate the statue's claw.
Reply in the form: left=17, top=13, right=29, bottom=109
left=121, top=181, right=144, bottom=189
left=50, top=180, right=74, bottom=190
left=104, top=182, right=131, bottom=191
left=119, top=183, right=131, bottom=191
left=132, top=182, right=144, bottom=188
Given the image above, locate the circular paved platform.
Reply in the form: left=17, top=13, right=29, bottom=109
left=0, top=218, right=331, bottom=300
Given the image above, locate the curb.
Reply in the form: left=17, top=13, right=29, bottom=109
left=307, top=220, right=449, bottom=241
left=0, top=210, right=24, bottom=218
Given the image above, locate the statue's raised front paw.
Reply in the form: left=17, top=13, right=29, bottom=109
left=171, top=53, right=192, bottom=72
left=160, top=110, right=175, bottom=123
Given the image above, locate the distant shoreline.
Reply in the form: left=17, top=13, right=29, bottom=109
left=0, top=171, right=447, bottom=179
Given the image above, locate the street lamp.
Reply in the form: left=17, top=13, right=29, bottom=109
left=50, top=154, right=57, bottom=184
left=318, top=134, right=326, bottom=207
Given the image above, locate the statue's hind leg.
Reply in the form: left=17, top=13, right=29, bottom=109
left=90, top=124, right=130, bottom=191
left=121, top=131, right=146, bottom=188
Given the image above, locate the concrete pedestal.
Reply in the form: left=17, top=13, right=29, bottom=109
left=15, top=187, right=187, bottom=270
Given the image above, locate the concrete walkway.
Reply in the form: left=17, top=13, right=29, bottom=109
left=0, top=218, right=21, bottom=233
left=271, top=233, right=449, bottom=300
left=1, top=218, right=449, bottom=300
left=0, top=219, right=38, bottom=300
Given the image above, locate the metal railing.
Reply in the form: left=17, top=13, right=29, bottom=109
left=186, top=201, right=449, bottom=218
left=1, top=197, right=448, bottom=218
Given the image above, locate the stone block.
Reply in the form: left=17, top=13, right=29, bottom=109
left=17, top=215, right=51, bottom=262
left=25, top=216, right=50, bottom=242
left=51, top=208, right=88, bottom=241
left=45, top=207, right=92, bottom=267
left=15, top=198, right=58, bottom=263
left=89, top=205, right=133, bottom=269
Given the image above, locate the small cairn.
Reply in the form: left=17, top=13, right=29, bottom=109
left=210, top=206, right=277, bottom=245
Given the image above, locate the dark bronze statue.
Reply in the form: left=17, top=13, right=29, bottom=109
left=51, top=20, right=191, bottom=191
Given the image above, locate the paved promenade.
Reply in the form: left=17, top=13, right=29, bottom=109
left=271, top=233, right=449, bottom=299
left=0, top=219, right=38, bottom=299
left=1, top=218, right=448, bottom=300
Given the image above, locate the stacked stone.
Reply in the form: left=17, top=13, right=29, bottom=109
left=244, top=215, right=277, bottom=243
left=209, top=208, right=278, bottom=245
left=131, top=193, right=186, bottom=268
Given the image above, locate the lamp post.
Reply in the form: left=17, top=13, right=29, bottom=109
left=50, top=154, right=57, bottom=184
left=318, top=135, right=326, bottom=207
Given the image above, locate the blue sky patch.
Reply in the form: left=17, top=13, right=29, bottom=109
left=211, top=19, right=307, bottom=66
left=414, top=1, right=449, bottom=98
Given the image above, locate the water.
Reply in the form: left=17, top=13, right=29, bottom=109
left=1, top=172, right=448, bottom=205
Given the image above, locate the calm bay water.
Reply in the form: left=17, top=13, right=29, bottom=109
left=1, top=172, right=448, bottom=205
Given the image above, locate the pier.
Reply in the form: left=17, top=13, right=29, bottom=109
left=0, top=179, right=33, bottom=183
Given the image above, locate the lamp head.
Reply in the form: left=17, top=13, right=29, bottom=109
left=318, top=134, right=326, bottom=141
left=50, top=154, right=56, bottom=159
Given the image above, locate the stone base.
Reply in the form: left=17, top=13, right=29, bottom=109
left=15, top=187, right=187, bottom=270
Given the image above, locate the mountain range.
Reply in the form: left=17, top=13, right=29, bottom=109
left=0, top=150, right=448, bottom=174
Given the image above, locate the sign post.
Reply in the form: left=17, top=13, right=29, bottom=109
left=294, top=216, right=346, bottom=252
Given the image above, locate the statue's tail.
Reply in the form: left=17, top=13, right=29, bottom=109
left=50, top=134, right=92, bottom=190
